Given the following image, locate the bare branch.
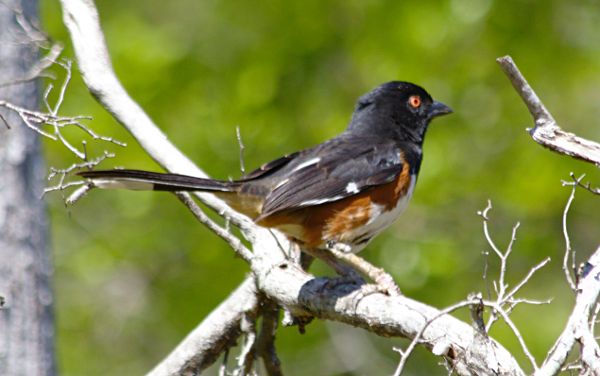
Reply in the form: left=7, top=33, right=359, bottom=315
left=477, top=200, right=502, bottom=259
left=564, top=172, right=600, bottom=196
left=497, top=55, right=600, bottom=167
left=537, top=247, right=600, bottom=376
left=498, top=55, right=600, bottom=374
left=235, top=313, right=257, bottom=376
left=175, top=192, right=254, bottom=263
left=561, top=175, right=581, bottom=291
left=256, top=300, right=283, bottom=376
left=504, top=257, right=551, bottom=304
left=393, top=298, right=480, bottom=376
left=65, top=183, right=93, bottom=205
left=490, top=301, right=539, bottom=371
left=394, top=291, right=546, bottom=375
left=0, top=62, right=125, bottom=160
left=43, top=151, right=115, bottom=200
left=0, top=2, right=120, bottom=175
left=477, top=201, right=550, bottom=346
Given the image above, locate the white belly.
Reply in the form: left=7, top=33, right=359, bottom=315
left=337, top=175, right=416, bottom=253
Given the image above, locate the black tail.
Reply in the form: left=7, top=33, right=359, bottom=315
left=77, top=169, right=238, bottom=192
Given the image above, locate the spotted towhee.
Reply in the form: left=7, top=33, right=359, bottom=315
left=79, top=81, right=451, bottom=290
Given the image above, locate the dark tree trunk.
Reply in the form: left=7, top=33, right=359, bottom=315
left=0, top=0, right=55, bottom=375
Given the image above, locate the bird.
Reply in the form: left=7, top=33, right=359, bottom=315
left=78, top=81, right=451, bottom=292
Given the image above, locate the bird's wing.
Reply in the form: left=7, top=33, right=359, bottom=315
left=240, top=151, right=300, bottom=181
left=257, top=137, right=405, bottom=220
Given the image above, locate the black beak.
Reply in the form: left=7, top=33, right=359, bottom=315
left=428, top=101, right=453, bottom=118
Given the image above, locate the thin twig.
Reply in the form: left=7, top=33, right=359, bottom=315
left=489, top=301, right=539, bottom=371
left=235, top=313, right=257, bottom=376
left=394, top=294, right=541, bottom=375
left=564, top=172, right=600, bottom=196
left=393, top=298, right=479, bottom=376
left=52, top=59, right=71, bottom=115
left=0, top=61, right=125, bottom=161
left=561, top=175, right=581, bottom=291
left=504, top=257, right=551, bottom=303
left=477, top=202, right=550, bottom=336
left=236, top=126, right=246, bottom=175
left=43, top=151, right=114, bottom=198
left=175, top=192, right=254, bottom=263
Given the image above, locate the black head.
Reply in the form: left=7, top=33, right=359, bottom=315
left=347, top=81, right=452, bottom=143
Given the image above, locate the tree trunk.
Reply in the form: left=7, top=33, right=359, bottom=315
left=0, top=0, right=56, bottom=375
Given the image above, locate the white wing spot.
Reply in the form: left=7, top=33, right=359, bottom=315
left=292, top=157, right=320, bottom=172
left=345, top=182, right=359, bottom=194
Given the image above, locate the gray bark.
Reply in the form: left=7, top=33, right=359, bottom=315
left=0, top=1, right=55, bottom=375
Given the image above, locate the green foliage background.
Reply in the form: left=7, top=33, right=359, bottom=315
left=41, top=0, right=600, bottom=374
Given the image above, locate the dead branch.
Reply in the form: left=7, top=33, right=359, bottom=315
left=394, top=202, right=553, bottom=375
left=0, top=2, right=123, bottom=170
left=393, top=298, right=480, bottom=376
left=563, top=172, right=600, bottom=196
left=478, top=201, right=551, bottom=333
left=235, top=311, right=258, bottom=376
left=175, top=192, right=254, bottom=263
left=561, top=174, right=583, bottom=291
left=497, top=55, right=600, bottom=376
left=0, top=58, right=125, bottom=160
left=44, top=150, right=114, bottom=199
left=497, top=55, right=600, bottom=167
left=537, top=246, right=600, bottom=376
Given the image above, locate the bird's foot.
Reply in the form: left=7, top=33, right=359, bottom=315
left=372, top=270, right=401, bottom=296
left=325, top=241, right=401, bottom=297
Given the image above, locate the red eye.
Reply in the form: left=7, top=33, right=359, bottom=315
left=408, top=95, right=421, bottom=108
